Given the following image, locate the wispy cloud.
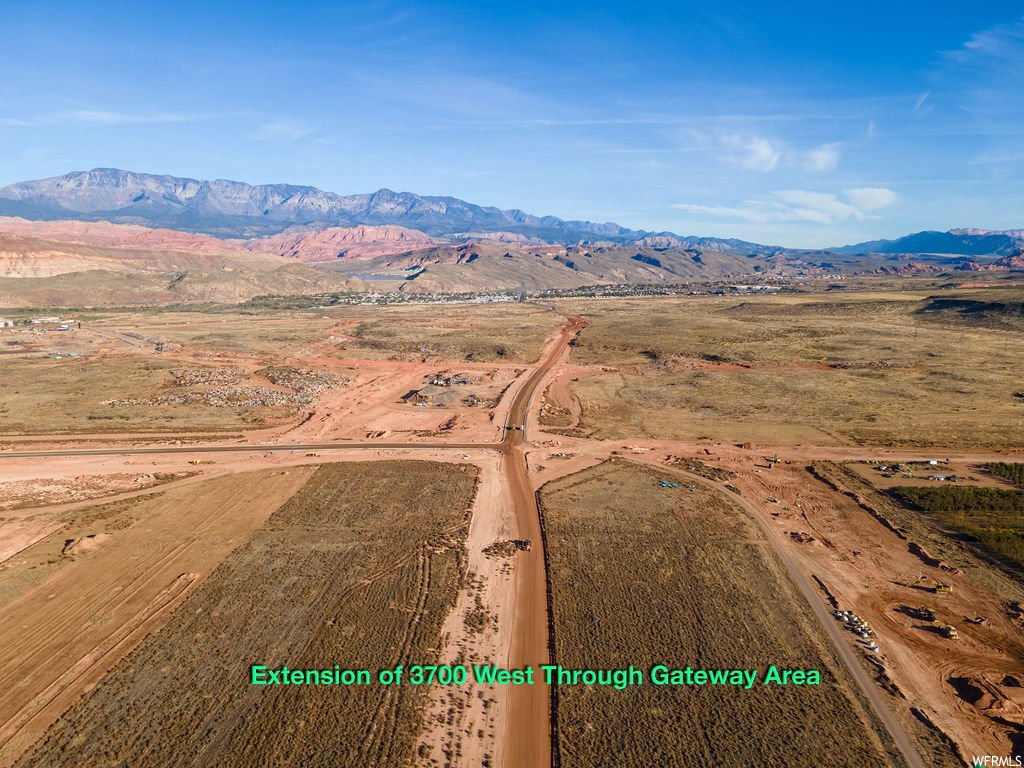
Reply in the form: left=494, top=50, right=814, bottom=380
left=946, top=17, right=1024, bottom=67
left=844, top=187, right=896, bottom=211
left=716, top=132, right=841, bottom=173
left=0, top=109, right=210, bottom=127
left=250, top=119, right=316, bottom=140
left=935, top=18, right=1024, bottom=118
left=722, top=133, right=782, bottom=171
left=673, top=187, right=896, bottom=226
left=803, top=142, right=841, bottom=171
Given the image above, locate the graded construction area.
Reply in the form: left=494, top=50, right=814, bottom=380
left=13, top=461, right=478, bottom=768
left=538, top=460, right=907, bottom=766
left=5, top=289, right=1024, bottom=767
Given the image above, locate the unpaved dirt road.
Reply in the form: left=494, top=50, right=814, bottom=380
left=500, top=316, right=586, bottom=768
left=0, top=311, right=970, bottom=768
left=721, top=476, right=927, bottom=768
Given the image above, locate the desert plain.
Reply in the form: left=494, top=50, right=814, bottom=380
left=1, top=280, right=1023, bottom=767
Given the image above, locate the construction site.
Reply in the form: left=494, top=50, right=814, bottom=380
left=1, top=290, right=1023, bottom=767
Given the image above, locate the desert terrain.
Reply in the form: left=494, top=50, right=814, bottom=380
left=2, top=282, right=1023, bottom=767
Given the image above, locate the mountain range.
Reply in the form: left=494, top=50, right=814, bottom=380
left=2, top=169, right=1021, bottom=259
left=0, top=168, right=761, bottom=248
left=833, top=229, right=1024, bottom=256
left=0, top=168, right=1022, bottom=307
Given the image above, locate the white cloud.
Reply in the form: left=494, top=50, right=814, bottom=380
left=718, top=133, right=841, bottom=173
left=671, top=202, right=771, bottom=223
left=803, top=142, right=840, bottom=172
left=59, top=110, right=201, bottom=125
left=937, top=19, right=1024, bottom=118
left=251, top=120, right=316, bottom=140
left=673, top=186, right=896, bottom=226
left=951, top=19, right=1024, bottom=63
left=1, top=110, right=208, bottom=127
left=774, top=190, right=858, bottom=223
left=845, top=187, right=896, bottom=211
left=722, top=133, right=782, bottom=171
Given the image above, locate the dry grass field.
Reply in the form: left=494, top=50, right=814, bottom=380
left=557, top=291, right=1024, bottom=447
left=123, top=311, right=336, bottom=357
left=337, top=303, right=562, bottom=363
left=539, top=460, right=907, bottom=767
left=0, top=356, right=304, bottom=435
left=0, top=468, right=315, bottom=765
left=15, top=461, right=478, bottom=768
left=122, top=303, right=561, bottom=364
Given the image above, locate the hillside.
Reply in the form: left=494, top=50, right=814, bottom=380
left=245, top=225, right=444, bottom=261
left=317, top=241, right=847, bottom=293
left=0, top=227, right=367, bottom=306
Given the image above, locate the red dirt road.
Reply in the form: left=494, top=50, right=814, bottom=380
left=502, top=316, right=586, bottom=768
left=3, top=311, right=962, bottom=767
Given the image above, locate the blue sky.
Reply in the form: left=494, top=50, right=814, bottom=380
left=1, top=1, right=1023, bottom=247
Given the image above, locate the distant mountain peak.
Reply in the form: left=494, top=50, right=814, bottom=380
left=832, top=228, right=1024, bottom=257
left=0, top=168, right=768, bottom=252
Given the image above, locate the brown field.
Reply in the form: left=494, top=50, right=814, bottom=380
left=0, top=303, right=560, bottom=436
left=335, top=303, right=562, bottom=363
left=538, top=459, right=906, bottom=766
left=121, top=303, right=561, bottom=364
left=0, top=471, right=193, bottom=512
left=846, top=460, right=1019, bottom=491
left=13, top=461, right=478, bottom=768
left=3, top=283, right=1022, bottom=766
left=0, top=355, right=306, bottom=435
left=810, top=462, right=1024, bottom=601
left=557, top=291, right=1024, bottom=448
left=0, top=468, right=315, bottom=765
left=121, top=311, right=336, bottom=358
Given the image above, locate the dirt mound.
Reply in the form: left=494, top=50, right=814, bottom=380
left=948, top=676, right=1024, bottom=722
left=60, top=533, right=112, bottom=558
